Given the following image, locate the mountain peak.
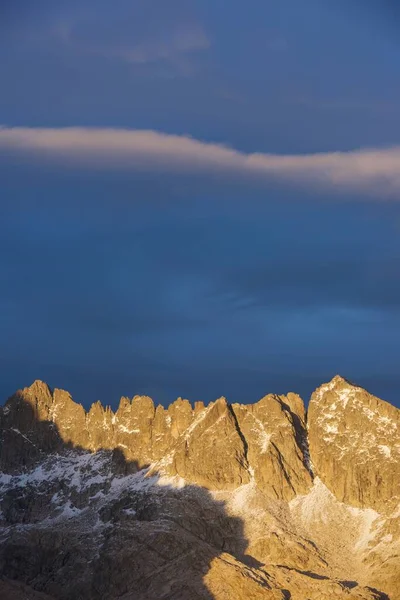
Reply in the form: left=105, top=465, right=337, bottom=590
left=330, top=373, right=351, bottom=385
left=316, top=374, right=355, bottom=395
left=308, top=374, right=400, bottom=513
left=28, top=379, right=53, bottom=394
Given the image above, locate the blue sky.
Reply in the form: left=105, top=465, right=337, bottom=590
left=2, top=1, right=400, bottom=408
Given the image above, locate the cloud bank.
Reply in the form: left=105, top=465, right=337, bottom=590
left=1, top=126, right=400, bottom=196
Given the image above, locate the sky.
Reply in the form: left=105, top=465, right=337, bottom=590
left=2, top=0, right=400, bottom=409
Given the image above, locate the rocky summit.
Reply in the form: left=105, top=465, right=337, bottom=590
left=0, top=376, right=399, bottom=600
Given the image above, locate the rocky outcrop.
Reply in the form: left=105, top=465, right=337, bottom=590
left=0, top=381, right=63, bottom=471
left=308, top=375, right=400, bottom=513
left=0, top=382, right=312, bottom=499
left=231, top=392, right=312, bottom=501
left=0, top=376, right=399, bottom=600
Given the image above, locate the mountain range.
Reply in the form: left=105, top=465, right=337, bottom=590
left=0, top=375, right=399, bottom=599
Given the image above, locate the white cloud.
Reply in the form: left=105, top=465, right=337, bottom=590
left=1, top=126, right=400, bottom=197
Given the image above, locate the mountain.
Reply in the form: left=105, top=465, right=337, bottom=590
left=0, top=376, right=399, bottom=599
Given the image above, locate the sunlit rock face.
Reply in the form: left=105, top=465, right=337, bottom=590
left=231, top=392, right=312, bottom=500
left=308, top=375, right=400, bottom=513
left=0, top=382, right=313, bottom=498
left=0, top=377, right=399, bottom=600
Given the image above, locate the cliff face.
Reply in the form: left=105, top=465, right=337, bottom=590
left=0, top=377, right=399, bottom=600
left=0, top=381, right=313, bottom=500
left=308, top=375, right=400, bottom=513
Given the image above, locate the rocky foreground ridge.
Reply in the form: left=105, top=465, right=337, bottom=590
left=0, top=376, right=399, bottom=599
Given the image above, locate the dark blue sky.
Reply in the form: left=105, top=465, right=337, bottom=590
left=2, top=1, right=400, bottom=408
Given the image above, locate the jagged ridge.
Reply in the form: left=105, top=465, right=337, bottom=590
left=0, top=376, right=399, bottom=600
left=0, top=380, right=313, bottom=499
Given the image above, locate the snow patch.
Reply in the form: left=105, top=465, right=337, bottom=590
left=123, top=508, right=137, bottom=516
left=0, top=473, right=12, bottom=486
left=117, top=425, right=140, bottom=434
left=249, top=414, right=271, bottom=454
left=55, top=500, right=82, bottom=521
left=348, top=505, right=382, bottom=552
left=157, top=475, right=186, bottom=489
left=10, top=428, right=39, bottom=449
left=325, top=424, right=338, bottom=434
left=377, top=415, right=397, bottom=433
left=184, top=405, right=209, bottom=439
left=337, top=389, right=353, bottom=408
left=378, top=445, right=391, bottom=458
left=363, top=407, right=375, bottom=420
left=290, top=477, right=382, bottom=554
left=228, top=479, right=258, bottom=515
left=289, top=477, right=335, bottom=525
